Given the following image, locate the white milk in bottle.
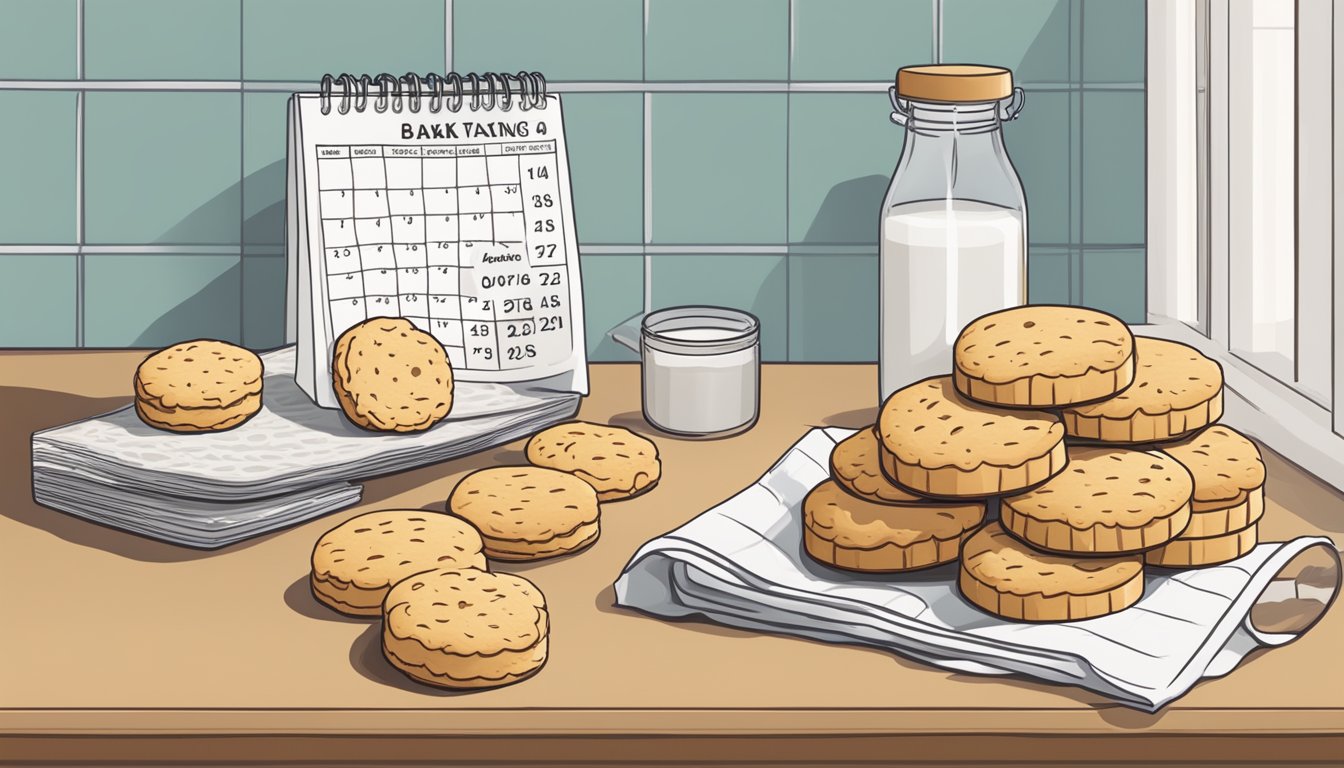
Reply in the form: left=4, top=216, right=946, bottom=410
left=880, top=199, right=1024, bottom=392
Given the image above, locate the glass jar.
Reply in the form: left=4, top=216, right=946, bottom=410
left=640, top=306, right=760, bottom=437
left=879, top=64, right=1028, bottom=400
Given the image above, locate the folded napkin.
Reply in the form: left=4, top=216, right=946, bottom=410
left=614, top=428, right=1341, bottom=711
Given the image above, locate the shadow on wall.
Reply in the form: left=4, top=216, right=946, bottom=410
left=132, top=262, right=241, bottom=347
left=800, top=175, right=887, bottom=244
left=151, top=160, right=287, bottom=246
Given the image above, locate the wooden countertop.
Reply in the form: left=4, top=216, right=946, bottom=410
left=2, top=350, right=1342, bottom=766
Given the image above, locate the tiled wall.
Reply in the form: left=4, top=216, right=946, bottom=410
left=0, top=0, right=1145, bottom=360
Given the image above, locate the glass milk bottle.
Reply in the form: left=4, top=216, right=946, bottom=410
left=879, top=64, right=1028, bottom=400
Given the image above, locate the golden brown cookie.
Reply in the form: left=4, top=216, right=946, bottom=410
left=525, top=421, right=661, bottom=501
left=954, top=305, right=1136, bottom=407
left=803, top=479, right=984, bottom=572
left=829, top=427, right=925, bottom=504
left=332, top=317, right=454, bottom=433
left=959, top=521, right=1145, bottom=621
left=310, top=509, right=487, bottom=617
left=1159, top=425, right=1266, bottom=516
left=1000, top=446, right=1193, bottom=554
left=877, top=376, right=1067, bottom=497
left=447, top=466, right=600, bottom=561
left=383, top=568, right=548, bottom=689
left=1145, top=522, right=1259, bottom=567
left=133, top=340, right=262, bottom=432
left=1063, top=337, right=1223, bottom=443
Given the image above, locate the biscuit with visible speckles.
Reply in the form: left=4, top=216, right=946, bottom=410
left=525, top=421, right=660, bottom=501
left=447, top=466, right=600, bottom=561
left=959, top=521, right=1145, bottom=621
left=383, top=568, right=548, bottom=689
left=829, top=427, right=926, bottom=504
left=954, top=305, right=1136, bottom=407
left=1159, top=425, right=1266, bottom=537
left=877, top=376, right=1067, bottom=497
left=803, top=479, right=984, bottom=572
left=133, top=340, right=262, bottom=432
left=1000, top=446, right=1194, bottom=554
left=310, top=509, right=487, bottom=617
left=332, top=317, right=454, bottom=433
left=1063, top=337, right=1223, bottom=443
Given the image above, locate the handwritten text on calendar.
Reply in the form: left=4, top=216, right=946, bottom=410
left=314, top=140, right=574, bottom=373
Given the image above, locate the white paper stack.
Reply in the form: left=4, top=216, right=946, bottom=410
left=614, top=428, right=1342, bottom=711
left=31, top=346, right=580, bottom=548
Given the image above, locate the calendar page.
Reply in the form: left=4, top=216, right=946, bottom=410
left=288, top=90, right=587, bottom=409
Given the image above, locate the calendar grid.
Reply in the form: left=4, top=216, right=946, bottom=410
left=314, top=136, right=573, bottom=378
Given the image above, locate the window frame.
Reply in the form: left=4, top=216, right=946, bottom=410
left=1145, top=0, right=1344, bottom=491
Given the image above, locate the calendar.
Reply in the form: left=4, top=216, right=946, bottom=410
left=286, top=72, right=587, bottom=409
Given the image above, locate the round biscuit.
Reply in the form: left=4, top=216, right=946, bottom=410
left=525, top=421, right=661, bottom=501
left=332, top=317, right=454, bottom=433
left=959, top=521, right=1145, bottom=622
left=1063, top=337, right=1223, bottom=443
left=133, top=340, right=263, bottom=432
left=1001, top=446, right=1193, bottom=554
left=803, top=479, right=984, bottom=572
left=310, top=509, right=487, bottom=617
left=383, top=569, right=547, bottom=689
left=448, top=466, right=601, bottom=561
left=954, top=305, right=1136, bottom=407
left=1158, top=425, right=1265, bottom=512
left=829, top=427, right=924, bottom=504
left=877, top=376, right=1066, bottom=497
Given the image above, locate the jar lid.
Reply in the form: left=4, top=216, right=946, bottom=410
left=896, top=64, right=1013, bottom=103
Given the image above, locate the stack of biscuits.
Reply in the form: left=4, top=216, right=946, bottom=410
left=804, top=305, right=1267, bottom=623
left=308, top=420, right=663, bottom=690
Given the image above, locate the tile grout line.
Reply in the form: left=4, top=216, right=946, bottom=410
left=1077, top=0, right=1086, bottom=306
left=933, top=0, right=943, bottom=63
left=239, top=0, right=245, bottom=346
left=444, top=0, right=453, bottom=74
left=641, top=0, right=652, bottom=313
left=0, top=79, right=1146, bottom=93
left=74, top=0, right=85, bottom=348
left=785, top=0, right=794, bottom=359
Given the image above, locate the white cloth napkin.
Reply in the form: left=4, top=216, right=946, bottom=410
left=614, top=427, right=1341, bottom=711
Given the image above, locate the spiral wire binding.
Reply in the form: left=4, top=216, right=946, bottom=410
left=319, top=71, right=549, bottom=116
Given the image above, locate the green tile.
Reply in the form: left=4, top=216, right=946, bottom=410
left=0, top=255, right=77, bottom=347
left=1082, top=0, right=1144, bottom=83
left=943, top=0, right=1073, bottom=84
left=1027, top=247, right=1074, bottom=305
left=789, top=93, right=899, bottom=244
left=792, top=0, right=931, bottom=82
left=650, top=94, right=787, bottom=244
left=243, top=0, right=443, bottom=81
left=84, top=255, right=242, bottom=346
left=564, top=94, right=642, bottom=244
left=646, top=0, right=787, bottom=81
left=0, top=91, right=76, bottom=244
left=1080, top=248, right=1144, bottom=322
left=579, top=252, right=642, bottom=362
left=1006, top=90, right=1073, bottom=245
left=1081, top=90, right=1144, bottom=244
left=454, top=0, right=641, bottom=81
left=242, top=254, right=286, bottom=349
left=243, top=92, right=290, bottom=245
left=85, top=92, right=241, bottom=245
left=86, top=0, right=240, bottom=80
left=0, top=0, right=76, bottom=79
left=788, top=252, right=877, bottom=361
left=649, top=254, right=787, bottom=361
